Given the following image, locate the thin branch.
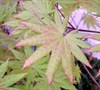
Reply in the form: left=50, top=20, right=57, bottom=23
left=67, top=27, right=100, bottom=34
left=81, top=63, right=100, bottom=90
left=79, top=29, right=100, bottom=34
left=55, top=4, right=75, bottom=29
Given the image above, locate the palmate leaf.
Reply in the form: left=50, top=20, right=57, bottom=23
left=15, top=20, right=92, bottom=84
left=10, top=49, right=25, bottom=61
left=83, top=14, right=100, bottom=29
left=5, top=1, right=92, bottom=84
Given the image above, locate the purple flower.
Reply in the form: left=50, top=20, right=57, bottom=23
left=3, top=44, right=8, bottom=48
left=1, top=25, right=12, bottom=35
left=31, top=46, right=36, bottom=51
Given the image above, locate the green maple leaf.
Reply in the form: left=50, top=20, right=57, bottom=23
left=14, top=10, right=92, bottom=84
left=33, top=65, right=77, bottom=90
left=83, top=14, right=100, bottom=29
left=4, top=0, right=92, bottom=84
left=84, top=34, right=100, bottom=52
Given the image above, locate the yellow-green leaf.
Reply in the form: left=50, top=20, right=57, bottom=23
left=1, top=73, right=27, bottom=87
left=45, top=41, right=61, bottom=85
left=0, top=61, right=8, bottom=79
left=14, top=11, right=33, bottom=20
left=16, top=34, right=46, bottom=47
left=71, top=38, right=90, bottom=48
left=87, top=44, right=100, bottom=52
left=20, top=21, right=48, bottom=33
left=23, top=45, right=53, bottom=69
left=71, top=44, right=92, bottom=68
left=54, top=10, right=63, bottom=33
left=23, top=1, right=34, bottom=11
left=4, top=20, right=20, bottom=27
left=62, top=39, right=74, bottom=83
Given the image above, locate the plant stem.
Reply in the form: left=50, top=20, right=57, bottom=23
left=67, top=27, right=100, bottom=34
left=81, top=63, right=100, bottom=89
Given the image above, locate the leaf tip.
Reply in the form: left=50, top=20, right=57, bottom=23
left=87, top=63, right=93, bottom=69
left=48, top=78, right=54, bottom=86
left=22, top=63, right=28, bottom=70
left=65, top=72, right=75, bottom=84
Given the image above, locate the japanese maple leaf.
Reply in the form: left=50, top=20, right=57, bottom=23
left=15, top=10, right=92, bottom=85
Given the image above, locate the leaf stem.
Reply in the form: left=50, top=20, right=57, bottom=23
left=81, top=63, right=100, bottom=89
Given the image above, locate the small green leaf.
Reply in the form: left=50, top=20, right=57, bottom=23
left=23, top=1, right=34, bottom=11
left=8, top=61, right=22, bottom=69
left=6, top=2, right=17, bottom=20
left=73, top=65, right=81, bottom=83
left=10, top=49, right=25, bottom=61
left=25, top=70, right=35, bottom=90
left=24, top=46, right=34, bottom=57
left=83, top=14, right=100, bottom=28
left=5, top=20, right=20, bottom=27
left=1, top=73, right=27, bottom=87
left=14, top=11, right=33, bottom=20
left=0, top=61, right=8, bottom=79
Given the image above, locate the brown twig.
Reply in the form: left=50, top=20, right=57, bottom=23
left=67, top=27, right=100, bottom=34
left=81, top=63, right=100, bottom=90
